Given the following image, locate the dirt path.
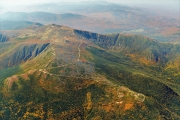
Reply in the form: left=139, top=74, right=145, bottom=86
left=72, top=30, right=75, bottom=35
left=77, top=42, right=82, bottom=61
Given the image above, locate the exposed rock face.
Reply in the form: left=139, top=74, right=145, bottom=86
left=0, top=34, right=9, bottom=42
left=0, top=43, right=49, bottom=68
left=74, top=29, right=119, bottom=48
left=74, top=29, right=98, bottom=40
left=74, top=29, right=176, bottom=64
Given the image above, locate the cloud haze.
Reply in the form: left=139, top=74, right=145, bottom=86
left=1, top=0, right=179, bottom=6
left=0, top=0, right=179, bottom=14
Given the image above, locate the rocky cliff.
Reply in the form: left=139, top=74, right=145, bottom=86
left=0, top=43, right=49, bottom=69
left=0, top=34, right=9, bottom=42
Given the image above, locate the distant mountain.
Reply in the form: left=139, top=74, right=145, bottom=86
left=23, top=1, right=129, bottom=13
left=1, top=3, right=179, bottom=43
left=0, top=25, right=180, bottom=119
left=0, top=20, right=42, bottom=30
left=60, top=13, right=86, bottom=20
left=70, top=3, right=131, bottom=13
left=1, top=12, right=87, bottom=23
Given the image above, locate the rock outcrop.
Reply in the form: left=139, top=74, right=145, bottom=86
left=0, top=34, right=9, bottom=42
left=0, top=43, right=49, bottom=68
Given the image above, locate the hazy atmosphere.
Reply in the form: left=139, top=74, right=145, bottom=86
left=0, top=0, right=179, bottom=10
left=0, top=0, right=180, bottom=119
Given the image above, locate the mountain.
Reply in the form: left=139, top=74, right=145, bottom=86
left=0, top=20, right=43, bottom=30
left=1, top=12, right=87, bottom=23
left=1, top=1, right=179, bottom=44
left=21, top=1, right=129, bottom=13
left=0, top=24, right=180, bottom=119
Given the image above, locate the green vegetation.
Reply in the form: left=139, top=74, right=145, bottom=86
left=87, top=46, right=180, bottom=119
left=0, top=25, right=180, bottom=119
left=0, top=66, right=21, bottom=82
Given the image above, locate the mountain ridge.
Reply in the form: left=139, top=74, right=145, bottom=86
left=1, top=12, right=87, bottom=23
left=1, top=8, right=179, bottom=44
left=0, top=24, right=180, bottom=119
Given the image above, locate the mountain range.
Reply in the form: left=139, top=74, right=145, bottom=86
left=0, top=20, right=42, bottom=30
left=0, top=1, right=179, bottom=119
left=0, top=24, right=180, bottom=119
left=1, top=1, right=179, bottom=43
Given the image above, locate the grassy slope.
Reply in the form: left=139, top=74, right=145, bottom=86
left=0, top=45, right=179, bottom=119
left=87, top=46, right=180, bottom=119
left=0, top=25, right=180, bottom=119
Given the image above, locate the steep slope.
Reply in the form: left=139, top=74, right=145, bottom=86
left=75, top=29, right=180, bottom=94
left=75, top=29, right=179, bottom=65
left=0, top=43, right=49, bottom=69
left=0, top=34, right=9, bottom=42
left=0, top=25, right=180, bottom=119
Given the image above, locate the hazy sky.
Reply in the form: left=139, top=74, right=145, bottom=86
left=0, top=0, right=179, bottom=6
left=0, top=0, right=179, bottom=13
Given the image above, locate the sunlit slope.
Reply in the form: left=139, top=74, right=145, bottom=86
left=0, top=25, right=180, bottom=119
